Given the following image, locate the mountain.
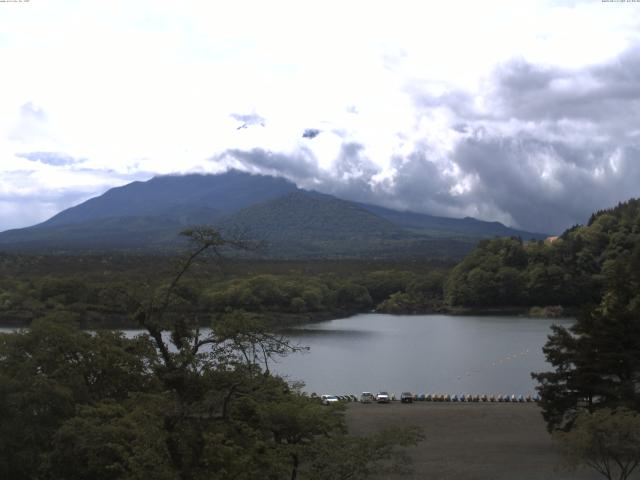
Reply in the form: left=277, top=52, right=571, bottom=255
left=0, top=170, right=548, bottom=258
left=38, top=170, right=298, bottom=228
left=216, top=191, right=479, bottom=258
left=358, top=203, right=547, bottom=240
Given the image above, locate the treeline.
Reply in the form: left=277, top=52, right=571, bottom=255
left=444, top=199, right=640, bottom=309
left=0, top=230, right=423, bottom=479
left=0, top=254, right=450, bottom=327
left=203, top=270, right=446, bottom=316
left=4, top=198, right=639, bottom=326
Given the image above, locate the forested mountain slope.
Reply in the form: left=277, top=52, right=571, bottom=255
left=444, top=199, right=640, bottom=307
left=0, top=170, right=546, bottom=258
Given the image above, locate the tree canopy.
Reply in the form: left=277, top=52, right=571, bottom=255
left=445, top=199, right=640, bottom=309
left=531, top=205, right=640, bottom=431
left=554, top=408, right=640, bottom=480
left=0, top=228, right=422, bottom=480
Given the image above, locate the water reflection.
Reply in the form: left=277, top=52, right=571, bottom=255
left=273, top=313, right=573, bottom=396
left=1, top=313, right=572, bottom=398
left=278, top=328, right=378, bottom=339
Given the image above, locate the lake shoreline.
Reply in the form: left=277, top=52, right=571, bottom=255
left=0, top=305, right=576, bottom=330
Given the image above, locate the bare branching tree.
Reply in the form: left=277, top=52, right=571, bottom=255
left=133, top=227, right=301, bottom=391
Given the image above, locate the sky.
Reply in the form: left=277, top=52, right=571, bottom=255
left=2, top=0, right=640, bottom=234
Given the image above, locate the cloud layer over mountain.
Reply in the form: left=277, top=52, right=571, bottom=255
left=2, top=1, right=640, bottom=233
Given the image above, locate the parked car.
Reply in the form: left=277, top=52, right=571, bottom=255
left=320, top=395, right=339, bottom=406
left=360, top=392, right=375, bottom=403
left=400, top=392, right=413, bottom=403
left=376, top=391, right=391, bottom=403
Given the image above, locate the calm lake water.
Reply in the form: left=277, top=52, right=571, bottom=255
left=0, top=313, right=572, bottom=397
left=273, top=313, right=572, bottom=396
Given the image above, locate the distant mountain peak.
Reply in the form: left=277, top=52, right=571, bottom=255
left=0, top=170, right=548, bottom=257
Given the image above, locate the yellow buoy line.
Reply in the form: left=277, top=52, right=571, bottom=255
left=455, top=349, right=531, bottom=382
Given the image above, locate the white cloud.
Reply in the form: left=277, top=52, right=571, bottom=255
left=1, top=0, right=640, bottom=232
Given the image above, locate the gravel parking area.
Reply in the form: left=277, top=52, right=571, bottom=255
left=346, top=402, right=601, bottom=480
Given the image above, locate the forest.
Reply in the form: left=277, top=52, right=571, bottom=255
left=1, top=201, right=640, bottom=479
left=0, top=253, right=450, bottom=328
left=2, top=200, right=640, bottom=329
left=444, top=199, right=640, bottom=310
left=0, top=229, right=424, bottom=480
left=3, top=200, right=640, bottom=328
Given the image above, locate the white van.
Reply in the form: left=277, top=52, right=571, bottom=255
left=360, top=392, right=375, bottom=403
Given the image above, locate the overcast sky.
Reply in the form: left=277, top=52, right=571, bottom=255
left=2, top=0, right=640, bottom=234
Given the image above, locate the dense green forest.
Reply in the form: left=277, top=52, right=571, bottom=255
left=0, top=253, right=450, bottom=327
left=445, top=199, right=640, bottom=310
left=1, top=202, right=639, bottom=478
left=0, top=230, right=422, bottom=479
left=528, top=202, right=640, bottom=480
left=2, top=199, right=640, bottom=329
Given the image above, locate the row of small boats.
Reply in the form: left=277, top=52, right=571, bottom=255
left=312, top=393, right=540, bottom=403
left=420, top=393, right=538, bottom=403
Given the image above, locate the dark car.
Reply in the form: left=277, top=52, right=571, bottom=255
left=400, top=392, right=413, bottom=403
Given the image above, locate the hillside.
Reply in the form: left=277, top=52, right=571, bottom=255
left=38, top=170, right=298, bottom=228
left=359, top=203, right=547, bottom=240
left=0, top=170, right=547, bottom=259
left=217, top=191, right=476, bottom=258
left=444, top=198, right=640, bottom=308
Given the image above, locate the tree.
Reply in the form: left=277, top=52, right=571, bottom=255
left=0, top=313, right=157, bottom=480
left=1, top=227, right=423, bottom=479
left=532, top=245, right=640, bottom=431
left=300, top=426, right=423, bottom=480
left=554, top=408, right=640, bottom=480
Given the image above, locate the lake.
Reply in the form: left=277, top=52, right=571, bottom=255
left=0, top=313, right=572, bottom=397
left=273, top=313, right=572, bottom=396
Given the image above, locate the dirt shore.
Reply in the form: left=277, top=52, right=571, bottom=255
left=346, top=402, right=601, bottom=480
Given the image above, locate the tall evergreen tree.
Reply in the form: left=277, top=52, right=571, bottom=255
left=532, top=243, right=640, bottom=431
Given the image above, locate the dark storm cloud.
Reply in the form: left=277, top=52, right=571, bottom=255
left=213, top=46, right=640, bottom=234
left=214, top=142, right=384, bottom=203
left=400, top=45, right=640, bottom=232
left=214, top=134, right=638, bottom=235
left=454, top=136, right=640, bottom=233
left=412, top=48, right=640, bottom=129
left=16, top=151, right=85, bottom=166
left=326, top=143, right=381, bottom=200
left=387, top=151, right=461, bottom=212
left=302, top=128, right=321, bottom=139
left=490, top=50, right=640, bottom=128
left=215, top=142, right=461, bottom=220
left=217, top=148, right=320, bottom=181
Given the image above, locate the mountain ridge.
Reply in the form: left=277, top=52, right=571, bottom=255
left=0, top=170, right=548, bottom=258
